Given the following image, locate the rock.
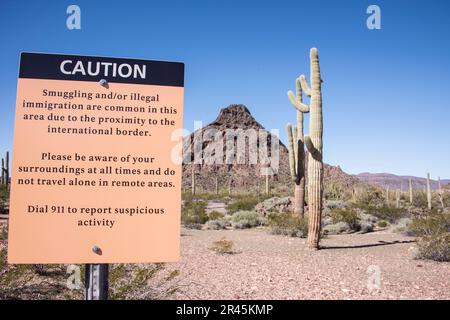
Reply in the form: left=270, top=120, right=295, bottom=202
left=182, top=104, right=290, bottom=193
left=360, top=221, right=374, bottom=233
left=254, top=197, right=293, bottom=216
left=391, top=218, right=413, bottom=233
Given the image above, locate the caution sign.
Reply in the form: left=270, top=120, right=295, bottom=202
left=8, top=53, right=184, bottom=263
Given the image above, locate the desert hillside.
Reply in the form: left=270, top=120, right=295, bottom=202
left=181, top=104, right=362, bottom=194
left=356, top=172, right=450, bottom=190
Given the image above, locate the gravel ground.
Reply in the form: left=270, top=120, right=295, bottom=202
left=154, top=228, right=450, bottom=300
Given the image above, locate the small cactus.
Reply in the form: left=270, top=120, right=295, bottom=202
left=386, top=186, right=390, bottom=204
left=426, top=173, right=432, bottom=210
left=2, top=152, right=9, bottom=189
left=396, top=189, right=400, bottom=208
left=352, top=188, right=357, bottom=203
left=438, top=177, right=444, bottom=209
left=409, top=179, right=413, bottom=204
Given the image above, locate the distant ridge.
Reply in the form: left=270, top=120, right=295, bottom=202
left=355, top=172, right=450, bottom=190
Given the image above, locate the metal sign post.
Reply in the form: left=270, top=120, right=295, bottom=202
left=85, top=263, right=109, bottom=300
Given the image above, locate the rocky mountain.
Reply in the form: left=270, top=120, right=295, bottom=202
left=181, top=104, right=360, bottom=193
left=355, top=172, right=450, bottom=191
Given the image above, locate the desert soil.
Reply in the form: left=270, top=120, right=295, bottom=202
left=151, top=227, right=450, bottom=300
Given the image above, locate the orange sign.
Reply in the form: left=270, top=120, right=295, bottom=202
left=8, top=53, right=184, bottom=263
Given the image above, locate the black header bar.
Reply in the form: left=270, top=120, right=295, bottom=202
left=19, top=52, right=184, bottom=87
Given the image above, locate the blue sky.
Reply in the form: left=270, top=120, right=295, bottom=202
left=1, top=0, right=449, bottom=178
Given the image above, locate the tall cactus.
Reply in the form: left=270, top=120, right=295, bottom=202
left=1, top=157, right=4, bottom=185
left=438, top=177, right=444, bottom=209
left=292, top=48, right=323, bottom=249
left=409, top=178, right=413, bottom=204
left=287, top=76, right=308, bottom=216
left=352, top=188, right=357, bottom=203
left=386, top=186, right=390, bottom=204
left=4, top=152, right=9, bottom=189
left=191, top=166, right=196, bottom=196
left=396, top=189, right=400, bottom=208
left=426, top=173, right=432, bottom=210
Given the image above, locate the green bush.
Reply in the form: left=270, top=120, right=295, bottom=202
left=323, top=222, right=350, bottom=235
left=358, top=205, right=407, bottom=223
left=330, top=208, right=360, bottom=231
left=408, top=213, right=450, bottom=262
left=416, top=233, right=450, bottom=262
left=227, top=196, right=261, bottom=214
left=232, top=211, right=266, bottom=229
left=407, top=212, right=450, bottom=237
left=181, top=199, right=208, bottom=226
left=208, top=211, right=224, bottom=220
left=205, top=219, right=228, bottom=230
left=412, top=192, right=429, bottom=208
left=210, top=238, right=235, bottom=254
left=268, top=213, right=308, bottom=237
left=354, top=185, right=384, bottom=206
left=377, top=220, right=388, bottom=228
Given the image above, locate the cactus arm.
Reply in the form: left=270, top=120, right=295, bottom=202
left=287, top=91, right=310, bottom=113
left=286, top=124, right=297, bottom=182
left=299, top=75, right=312, bottom=97
left=304, top=135, right=321, bottom=161
left=296, top=77, right=302, bottom=100
left=293, top=126, right=298, bottom=173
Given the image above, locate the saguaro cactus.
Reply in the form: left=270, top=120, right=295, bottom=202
left=191, top=166, right=196, bottom=195
left=426, top=173, right=432, bottom=210
left=287, top=77, right=308, bottom=216
left=438, top=177, right=444, bottom=209
left=386, top=186, right=390, bottom=204
left=1, top=157, right=4, bottom=185
left=3, top=152, right=9, bottom=189
left=396, top=189, right=400, bottom=208
left=409, top=179, right=413, bottom=204
left=291, top=48, right=323, bottom=249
